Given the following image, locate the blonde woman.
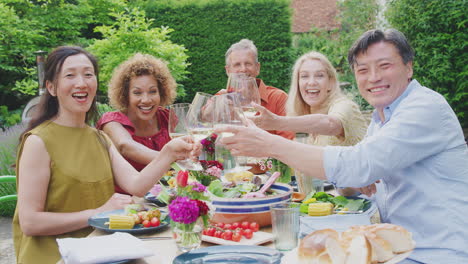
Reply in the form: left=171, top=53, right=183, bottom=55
left=252, top=51, right=367, bottom=147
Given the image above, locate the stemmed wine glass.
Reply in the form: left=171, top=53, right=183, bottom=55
left=212, top=93, right=250, bottom=172
left=168, top=103, right=200, bottom=170
left=227, top=73, right=261, bottom=118
left=186, top=92, right=215, bottom=168
left=168, top=103, right=190, bottom=139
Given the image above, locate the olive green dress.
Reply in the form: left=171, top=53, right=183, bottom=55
left=13, top=121, right=115, bottom=264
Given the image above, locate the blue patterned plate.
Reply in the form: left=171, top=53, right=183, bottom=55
left=173, top=245, right=283, bottom=264
left=88, top=209, right=169, bottom=235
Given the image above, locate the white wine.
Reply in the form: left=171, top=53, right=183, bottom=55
left=170, top=132, right=186, bottom=139
left=189, top=127, right=213, bottom=141
left=242, top=107, right=257, bottom=118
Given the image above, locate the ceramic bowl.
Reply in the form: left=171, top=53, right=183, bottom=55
left=210, top=183, right=293, bottom=227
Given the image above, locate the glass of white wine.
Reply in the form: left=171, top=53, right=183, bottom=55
left=186, top=92, right=215, bottom=166
left=168, top=103, right=202, bottom=170
left=168, top=103, right=190, bottom=139
left=212, top=93, right=250, bottom=172
left=227, top=73, right=261, bottom=118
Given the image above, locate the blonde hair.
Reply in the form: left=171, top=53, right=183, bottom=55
left=108, top=53, right=177, bottom=111
left=286, top=51, right=343, bottom=116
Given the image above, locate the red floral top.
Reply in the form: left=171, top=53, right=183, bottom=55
left=96, top=108, right=171, bottom=194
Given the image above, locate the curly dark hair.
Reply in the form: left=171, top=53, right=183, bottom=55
left=108, top=53, right=177, bottom=111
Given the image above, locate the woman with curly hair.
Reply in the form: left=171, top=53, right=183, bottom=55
left=97, top=53, right=177, bottom=194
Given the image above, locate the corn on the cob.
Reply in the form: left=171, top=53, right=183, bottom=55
left=308, top=202, right=334, bottom=216
left=108, top=215, right=135, bottom=229
left=303, top=198, right=317, bottom=204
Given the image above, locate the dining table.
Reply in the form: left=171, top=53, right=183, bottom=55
left=56, top=188, right=381, bottom=264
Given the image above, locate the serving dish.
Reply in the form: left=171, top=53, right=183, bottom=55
left=210, top=182, right=293, bottom=227
left=202, top=230, right=274, bottom=246
left=88, top=209, right=169, bottom=235
left=173, top=245, right=283, bottom=264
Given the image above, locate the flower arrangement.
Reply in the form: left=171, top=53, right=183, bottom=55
left=168, top=170, right=211, bottom=251
left=257, top=157, right=291, bottom=183
left=190, top=160, right=223, bottom=186
left=200, top=133, right=217, bottom=161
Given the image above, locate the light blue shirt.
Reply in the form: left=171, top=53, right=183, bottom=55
left=324, top=80, right=468, bottom=263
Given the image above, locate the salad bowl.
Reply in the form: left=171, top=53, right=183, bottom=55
left=210, top=182, right=293, bottom=227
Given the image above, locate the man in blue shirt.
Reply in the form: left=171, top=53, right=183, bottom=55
left=216, top=29, right=468, bottom=263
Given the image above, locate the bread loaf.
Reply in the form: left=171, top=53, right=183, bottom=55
left=298, top=224, right=415, bottom=264
left=298, top=229, right=346, bottom=264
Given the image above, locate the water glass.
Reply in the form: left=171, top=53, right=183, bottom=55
left=270, top=203, right=300, bottom=251
left=296, top=171, right=324, bottom=195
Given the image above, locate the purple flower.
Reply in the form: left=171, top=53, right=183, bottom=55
left=190, top=182, right=207, bottom=192
left=168, top=196, right=200, bottom=224
left=200, top=138, right=209, bottom=146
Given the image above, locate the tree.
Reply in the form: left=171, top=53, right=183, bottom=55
left=386, top=0, right=468, bottom=127
left=88, top=8, right=190, bottom=97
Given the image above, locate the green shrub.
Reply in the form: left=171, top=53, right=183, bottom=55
left=135, top=0, right=292, bottom=101
left=88, top=8, right=190, bottom=97
left=0, top=106, right=21, bottom=131
left=0, top=0, right=127, bottom=110
left=386, top=0, right=467, bottom=127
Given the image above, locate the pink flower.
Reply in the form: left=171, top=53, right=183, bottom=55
left=206, top=166, right=222, bottom=178
left=149, top=184, right=162, bottom=196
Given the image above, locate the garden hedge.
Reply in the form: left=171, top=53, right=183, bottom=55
left=386, top=0, right=468, bottom=128
left=135, top=0, right=292, bottom=101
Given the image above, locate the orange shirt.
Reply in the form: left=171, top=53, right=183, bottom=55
left=257, top=78, right=294, bottom=140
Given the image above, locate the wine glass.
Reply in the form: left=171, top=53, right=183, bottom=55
left=212, top=93, right=251, bottom=172
left=168, top=103, right=190, bottom=139
left=168, top=103, right=200, bottom=170
left=227, top=73, right=261, bottom=118
left=186, top=92, right=215, bottom=142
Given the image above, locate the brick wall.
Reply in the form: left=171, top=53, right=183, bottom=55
left=292, top=0, right=339, bottom=33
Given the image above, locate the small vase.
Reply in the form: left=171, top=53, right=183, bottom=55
left=172, top=224, right=203, bottom=252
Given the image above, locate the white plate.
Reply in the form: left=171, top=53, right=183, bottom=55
left=202, top=230, right=274, bottom=245
left=281, top=248, right=413, bottom=263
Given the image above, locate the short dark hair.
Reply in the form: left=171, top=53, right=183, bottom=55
left=348, top=29, right=414, bottom=70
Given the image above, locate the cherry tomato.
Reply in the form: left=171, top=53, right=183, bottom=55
left=224, top=223, right=232, bottom=230
left=214, top=230, right=223, bottom=238
left=142, top=220, right=151, bottom=228
left=250, top=222, right=259, bottom=232
left=222, top=230, right=233, bottom=240
left=243, top=228, right=253, bottom=239
left=240, top=221, right=250, bottom=229
left=231, top=222, right=240, bottom=229
left=232, top=232, right=242, bottom=242
left=150, top=217, right=160, bottom=227
left=207, top=227, right=216, bottom=237
left=203, top=229, right=208, bottom=236
left=234, top=227, right=244, bottom=236
left=216, top=222, right=225, bottom=229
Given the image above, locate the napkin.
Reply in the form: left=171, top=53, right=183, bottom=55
left=299, top=202, right=378, bottom=238
left=57, top=232, right=154, bottom=264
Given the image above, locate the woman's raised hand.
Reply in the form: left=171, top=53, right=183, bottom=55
left=164, top=135, right=200, bottom=161
left=249, top=103, right=280, bottom=130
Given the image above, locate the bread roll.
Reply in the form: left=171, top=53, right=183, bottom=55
left=298, top=229, right=346, bottom=264
left=366, top=224, right=415, bottom=254
left=345, top=234, right=372, bottom=264
left=298, top=224, right=415, bottom=264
